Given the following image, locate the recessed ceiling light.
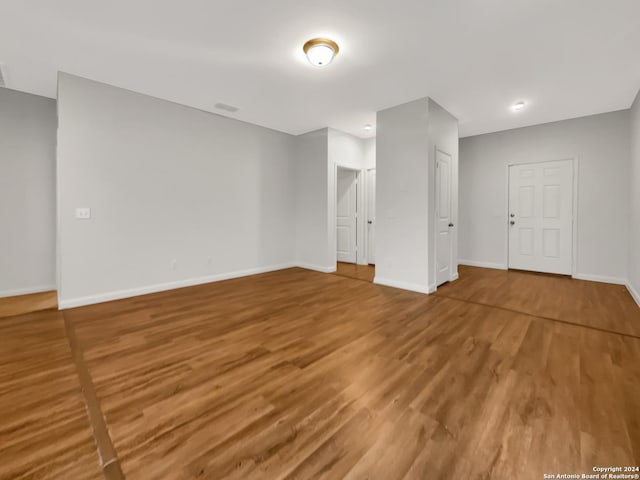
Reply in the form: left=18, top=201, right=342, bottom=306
left=303, top=38, right=339, bottom=67
left=512, top=101, right=526, bottom=111
left=364, top=124, right=373, bottom=131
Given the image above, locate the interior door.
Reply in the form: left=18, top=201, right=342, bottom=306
left=435, top=150, right=453, bottom=286
left=367, top=169, right=376, bottom=264
left=508, top=159, right=573, bottom=275
left=337, top=168, right=357, bottom=263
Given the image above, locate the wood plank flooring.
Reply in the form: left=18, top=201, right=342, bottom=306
left=0, top=290, right=57, bottom=319
left=439, top=265, right=640, bottom=337
left=333, top=262, right=375, bottom=282
left=2, top=266, right=640, bottom=479
left=0, top=310, right=102, bottom=480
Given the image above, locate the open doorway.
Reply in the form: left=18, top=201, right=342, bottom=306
left=336, top=167, right=358, bottom=263
left=333, top=166, right=376, bottom=283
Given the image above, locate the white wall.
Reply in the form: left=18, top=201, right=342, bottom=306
left=57, top=73, right=297, bottom=308
left=363, top=138, right=376, bottom=170
left=375, top=98, right=431, bottom=292
left=629, top=89, right=640, bottom=304
left=374, top=97, right=458, bottom=293
left=294, top=128, right=332, bottom=272
left=0, top=88, right=57, bottom=296
left=427, top=99, right=459, bottom=287
left=459, top=110, right=630, bottom=283
left=328, top=129, right=367, bottom=170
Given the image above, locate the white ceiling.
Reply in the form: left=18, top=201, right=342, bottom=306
left=1, top=0, right=639, bottom=138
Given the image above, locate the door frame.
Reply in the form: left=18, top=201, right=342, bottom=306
left=505, top=157, right=579, bottom=277
left=331, top=163, right=366, bottom=267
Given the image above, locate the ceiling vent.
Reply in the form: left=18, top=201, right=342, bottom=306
left=214, top=103, right=239, bottom=113
left=0, top=64, right=7, bottom=88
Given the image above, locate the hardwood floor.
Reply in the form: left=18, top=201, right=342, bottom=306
left=333, top=262, right=375, bottom=282
left=0, top=290, right=57, bottom=319
left=0, top=310, right=102, bottom=480
left=2, top=266, right=640, bottom=479
left=439, top=265, right=640, bottom=337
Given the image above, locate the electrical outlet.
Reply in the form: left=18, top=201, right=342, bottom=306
left=75, top=208, right=91, bottom=219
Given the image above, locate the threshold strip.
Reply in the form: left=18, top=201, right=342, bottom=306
left=63, top=313, right=125, bottom=480
left=434, top=292, right=640, bottom=341
left=335, top=272, right=640, bottom=340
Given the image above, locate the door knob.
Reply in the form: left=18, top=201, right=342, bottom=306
left=510, top=213, right=515, bottom=218
left=510, top=220, right=515, bottom=225
left=449, top=223, right=454, bottom=227
left=367, top=220, right=373, bottom=224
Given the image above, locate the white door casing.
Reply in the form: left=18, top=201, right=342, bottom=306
left=367, top=169, right=376, bottom=265
left=336, top=168, right=357, bottom=263
left=508, top=159, right=573, bottom=275
left=435, top=150, right=453, bottom=286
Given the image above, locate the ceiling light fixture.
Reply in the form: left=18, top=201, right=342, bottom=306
left=303, top=38, right=339, bottom=67
left=364, top=124, right=373, bottom=131
left=512, top=101, right=526, bottom=111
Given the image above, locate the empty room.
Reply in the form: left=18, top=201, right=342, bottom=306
left=1, top=1, right=639, bottom=479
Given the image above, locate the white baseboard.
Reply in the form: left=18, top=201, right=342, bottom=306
left=450, top=272, right=459, bottom=282
left=625, top=281, right=640, bottom=308
left=58, top=262, right=296, bottom=309
left=373, top=276, right=430, bottom=294
left=572, top=273, right=627, bottom=285
left=458, top=261, right=628, bottom=287
left=296, top=263, right=337, bottom=273
left=458, top=259, right=508, bottom=270
left=0, top=285, right=57, bottom=298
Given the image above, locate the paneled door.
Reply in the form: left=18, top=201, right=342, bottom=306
left=367, top=169, right=376, bottom=264
left=337, top=168, right=358, bottom=263
left=508, top=159, right=573, bottom=275
left=436, top=150, right=453, bottom=286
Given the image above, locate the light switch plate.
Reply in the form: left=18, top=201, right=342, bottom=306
left=75, top=208, right=91, bottom=219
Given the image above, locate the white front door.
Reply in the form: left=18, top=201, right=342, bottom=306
left=436, top=150, right=453, bottom=286
left=367, top=169, right=376, bottom=264
left=337, top=168, right=357, bottom=263
left=508, top=159, right=573, bottom=275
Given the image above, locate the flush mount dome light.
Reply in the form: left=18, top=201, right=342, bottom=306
left=303, top=38, right=339, bottom=67
left=364, top=124, right=373, bottom=131
left=512, top=101, right=526, bottom=111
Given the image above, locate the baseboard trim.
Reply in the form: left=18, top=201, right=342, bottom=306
left=295, top=263, right=337, bottom=273
left=58, top=263, right=296, bottom=309
left=458, top=259, right=508, bottom=270
left=458, top=262, right=628, bottom=286
left=450, top=272, right=459, bottom=282
left=373, top=277, right=430, bottom=294
left=0, top=285, right=57, bottom=298
left=572, top=273, right=627, bottom=285
left=626, top=281, right=640, bottom=308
